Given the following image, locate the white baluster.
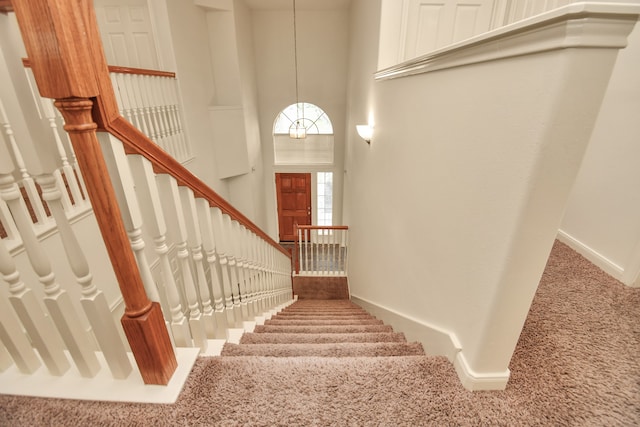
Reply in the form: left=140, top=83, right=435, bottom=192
left=0, top=341, right=12, bottom=372
left=146, top=76, right=171, bottom=154
left=156, top=174, right=207, bottom=352
left=0, top=243, right=42, bottom=374
left=254, top=235, right=267, bottom=313
left=178, top=187, right=216, bottom=338
left=0, top=100, right=49, bottom=225
left=223, top=215, right=244, bottom=325
left=156, top=77, right=185, bottom=161
left=0, top=176, right=70, bottom=375
left=136, top=75, right=162, bottom=148
left=168, top=79, right=189, bottom=160
left=128, top=154, right=192, bottom=347
left=30, top=85, right=83, bottom=210
left=113, top=73, right=135, bottom=125
left=123, top=74, right=149, bottom=137
left=99, top=134, right=161, bottom=305
left=229, top=220, right=249, bottom=321
left=243, top=228, right=258, bottom=317
left=196, top=199, right=228, bottom=339
left=211, top=207, right=239, bottom=328
left=31, top=174, right=101, bottom=377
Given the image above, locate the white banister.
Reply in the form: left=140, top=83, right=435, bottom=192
left=211, top=207, right=239, bottom=328
left=156, top=174, right=208, bottom=352
left=108, top=68, right=191, bottom=163
left=196, top=199, right=228, bottom=339
left=295, top=225, right=349, bottom=277
left=0, top=246, right=42, bottom=374
left=178, top=186, right=216, bottom=339
left=127, top=154, right=193, bottom=347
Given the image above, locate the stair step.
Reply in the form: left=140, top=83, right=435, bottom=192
left=239, top=332, right=407, bottom=344
left=221, top=342, right=425, bottom=357
left=265, top=319, right=384, bottom=326
left=253, top=324, right=394, bottom=334
left=274, top=313, right=375, bottom=318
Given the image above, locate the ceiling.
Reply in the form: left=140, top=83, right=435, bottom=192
left=244, top=0, right=351, bottom=11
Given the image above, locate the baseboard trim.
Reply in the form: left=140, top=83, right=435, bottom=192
left=557, top=230, right=624, bottom=280
left=453, top=352, right=510, bottom=391
left=351, top=294, right=511, bottom=391
left=350, top=294, right=461, bottom=360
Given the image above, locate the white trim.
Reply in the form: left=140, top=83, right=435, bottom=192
left=453, top=351, right=510, bottom=391
left=557, top=230, right=625, bottom=280
left=0, top=348, right=200, bottom=404
left=351, top=294, right=513, bottom=390
left=7, top=205, right=93, bottom=255
left=350, top=294, right=461, bottom=360
left=375, top=2, right=640, bottom=80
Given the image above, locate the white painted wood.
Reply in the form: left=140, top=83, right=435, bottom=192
left=94, top=0, right=160, bottom=69
left=0, top=341, right=12, bottom=372
left=403, top=0, right=494, bottom=60
left=223, top=215, right=243, bottom=326
left=376, top=3, right=640, bottom=80
left=0, top=347, right=199, bottom=404
left=231, top=220, right=250, bottom=321
left=0, top=174, right=71, bottom=376
left=98, top=133, right=161, bottom=304
left=211, top=207, right=238, bottom=327
left=35, top=173, right=103, bottom=377
left=127, top=154, right=193, bottom=347
left=30, top=83, right=85, bottom=210
left=156, top=174, right=207, bottom=352
left=178, top=186, right=216, bottom=338
left=0, top=100, right=50, bottom=226
left=0, top=264, right=41, bottom=374
left=195, top=199, right=228, bottom=339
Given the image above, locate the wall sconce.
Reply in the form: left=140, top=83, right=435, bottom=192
left=356, top=124, right=373, bottom=144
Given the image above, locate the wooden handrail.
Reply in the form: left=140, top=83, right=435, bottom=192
left=0, top=0, right=12, bottom=14
left=22, top=53, right=286, bottom=258
left=296, top=225, right=349, bottom=230
left=23, top=58, right=176, bottom=79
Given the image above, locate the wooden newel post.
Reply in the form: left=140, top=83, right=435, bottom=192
left=12, top=0, right=176, bottom=384
left=56, top=98, right=176, bottom=384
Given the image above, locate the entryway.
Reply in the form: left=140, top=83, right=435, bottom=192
left=275, top=173, right=311, bottom=242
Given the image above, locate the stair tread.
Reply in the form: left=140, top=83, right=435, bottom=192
left=221, top=342, right=425, bottom=357
left=254, top=325, right=394, bottom=334
left=240, top=332, right=407, bottom=344
left=265, top=319, right=384, bottom=326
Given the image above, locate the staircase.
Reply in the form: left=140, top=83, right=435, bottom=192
left=222, top=299, right=425, bottom=357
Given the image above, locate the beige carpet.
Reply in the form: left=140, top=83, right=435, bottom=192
left=1, top=241, right=639, bottom=426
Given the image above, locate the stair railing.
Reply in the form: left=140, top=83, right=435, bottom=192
left=294, top=225, right=349, bottom=277
left=4, top=0, right=292, bottom=386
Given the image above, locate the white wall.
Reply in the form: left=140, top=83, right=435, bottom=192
left=157, top=0, right=229, bottom=198
left=344, top=0, right=634, bottom=389
left=224, top=0, right=268, bottom=228
left=559, top=21, right=640, bottom=287
left=252, top=5, right=349, bottom=240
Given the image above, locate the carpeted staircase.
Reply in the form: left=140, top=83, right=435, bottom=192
left=222, top=299, right=426, bottom=357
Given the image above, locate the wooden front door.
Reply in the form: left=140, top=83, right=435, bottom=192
left=276, top=173, right=311, bottom=242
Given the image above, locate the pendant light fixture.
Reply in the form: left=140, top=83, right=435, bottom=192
left=289, top=0, right=306, bottom=139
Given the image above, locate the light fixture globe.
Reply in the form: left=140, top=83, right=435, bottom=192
left=356, top=124, right=373, bottom=143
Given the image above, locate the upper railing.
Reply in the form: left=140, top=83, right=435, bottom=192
left=2, top=0, right=292, bottom=389
left=294, top=225, right=349, bottom=277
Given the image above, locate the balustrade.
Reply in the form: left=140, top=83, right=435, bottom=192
left=1, top=0, right=293, bottom=397
left=295, top=225, right=349, bottom=276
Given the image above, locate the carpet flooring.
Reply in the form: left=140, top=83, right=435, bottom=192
left=1, top=240, right=639, bottom=426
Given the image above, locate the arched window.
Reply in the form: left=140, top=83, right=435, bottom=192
left=273, top=102, right=334, bottom=165
left=273, top=102, right=333, bottom=136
